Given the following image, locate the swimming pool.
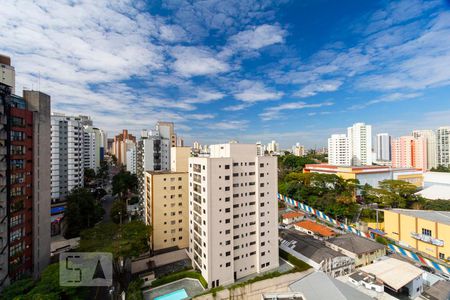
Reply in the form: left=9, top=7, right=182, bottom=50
left=154, top=288, right=188, bottom=300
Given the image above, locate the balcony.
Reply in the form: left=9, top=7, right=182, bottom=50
left=193, top=164, right=201, bottom=173
left=193, top=232, right=202, bottom=246
left=193, top=203, right=202, bottom=215
left=193, top=223, right=202, bottom=235
left=193, top=213, right=202, bottom=225
left=193, top=174, right=202, bottom=184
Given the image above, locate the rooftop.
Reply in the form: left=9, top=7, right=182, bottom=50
left=421, top=280, right=450, bottom=300
left=304, top=164, right=421, bottom=174
left=416, top=185, right=450, bottom=200
left=326, top=234, right=385, bottom=254
left=294, top=220, right=336, bottom=237
left=289, top=271, right=372, bottom=300
left=280, top=230, right=346, bottom=264
left=386, top=209, right=450, bottom=225
left=282, top=211, right=305, bottom=219
left=360, top=257, right=424, bottom=291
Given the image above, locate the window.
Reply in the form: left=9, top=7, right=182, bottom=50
left=225, top=165, right=230, bottom=169
left=225, top=175, right=230, bottom=180
left=260, top=173, right=264, bottom=177
left=439, top=252, right=445, bottom=260
left=260, top=163, right=264, bottom=167
left=422, top=228, right=432, bottom=236
left=226, top=262, right=231, bottom=267
left=225, top=229, right=231, bottom=234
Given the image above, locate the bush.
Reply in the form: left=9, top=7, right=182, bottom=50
left=279, top=249, right=311, bottom=271
left=375, top=236, right=388, bottom=245
left=151, top=270, right=207, bottom=289
left=126, top=278, right=144, bottom=300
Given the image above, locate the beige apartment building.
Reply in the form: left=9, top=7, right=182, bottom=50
left=189, top=143, right=279, bottom=288
left=144, top=147, right=191, bottom=252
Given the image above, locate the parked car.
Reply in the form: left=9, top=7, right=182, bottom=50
left=419, top=265, right=435, bottom=274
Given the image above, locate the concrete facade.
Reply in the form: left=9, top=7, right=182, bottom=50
left=188, top=143, right=279, bottom=288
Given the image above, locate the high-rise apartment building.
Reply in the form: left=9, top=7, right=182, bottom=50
left=83, top=125, right=107, bottom=171
left=256, top=141, right=264, bottom=156
left=144, top=147, right=190, bottom=252
left=267, top=140, right=279, bottom=153
left=188, top=143, right=279, bottom=288
left=292, top=143, right=305, bottom=157
left=412, top=130, right=437, bottom=170
left=51, top=113, right=84, bottom=203
left=112, top=129, right=136, bottom=166
left=0, top=78, right=50, bottom=288
left=137, top=122, right=178, bottom=205
left=126, top=143, right=137, bottom=174
left=0, top=55, right=15, bottom=94
left=391, top=136, right=427, bottom=170
left=328, top=134, right=350, bottom=166
left=437, top=127, right=450, bottom=168
left=376, top=133, right=391, bottom=161
left=347, top=123, right=372, bottom=166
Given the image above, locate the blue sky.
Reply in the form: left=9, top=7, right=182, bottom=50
left=1, top=0, right=450, bottom=148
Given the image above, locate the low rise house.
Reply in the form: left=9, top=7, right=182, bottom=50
left=360, top=257, right=424, bottom=299
left=282, top=211, right=305, bottom=225
left=325, top=234, right=386, bottom=267
left=420, top=280, right=450, bottom=300
left=348, top=271, right=384, bottom=293
left=294, top=220, right=336, bottom=239
left=280, top=230, right=354, bottom=278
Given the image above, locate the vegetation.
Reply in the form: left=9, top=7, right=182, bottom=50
left=126, top=278, right=144, bottom=300
left=64, top=187, right=104, bottom=238
left=422, top=199, right=450, bottom=211
left=78, top=221, right=151, bottom=295
left=112, top=169, right=138, bottom=198
left=279, top=249, right=311, bottom=271
left=375, top=236, right=389, bottom=245
left=0, top=264, right=87, bottom=300
left=279, top=172, right=359, bottom=220
left=84, top=167, right=96, bottom=185
left=111, top=199, right=128, bottom=224
left=151, top=269, right=207, bottom=288
left=364, top=180, right=423, bottom=208
left=430, top=165, right=450, bottom=173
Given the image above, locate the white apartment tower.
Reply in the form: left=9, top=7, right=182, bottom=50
left=376, top=133, right=391, bottom=161
left=347, top=123, right=372, bottom=166
left=328, top=134, right=350, bottom=166
left=126, top=143, right=137, bottom=174
left=437, top=127, right=450, bottom=167
left=412, top=130, right=437, bottom=170
left=188, top=143, right=279, bottom=288
left=267, top=140, right=279, bottom=153
left=51, top=113, right=84, bottom=203
left=0, top=55, right=15, bottom=94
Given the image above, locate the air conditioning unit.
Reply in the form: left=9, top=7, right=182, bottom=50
left=18, top=178, right=24, bottom=183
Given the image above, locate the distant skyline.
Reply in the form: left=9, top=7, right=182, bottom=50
left=1, top=0, right=450, bottom=148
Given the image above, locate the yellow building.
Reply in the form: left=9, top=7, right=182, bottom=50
left=384, top=209, right=450, bottom=261
left=144, top=147, right=191, bottom=252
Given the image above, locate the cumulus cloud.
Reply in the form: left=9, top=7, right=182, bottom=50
left=234, top=80, right=283, bottom=102
left=171, top=46, right=230, bottom=77
left=294, top=80, right=343, bottom=98
left=260, top=101, right=333, bottom=121
left=228, top=24, right=286, bottom=50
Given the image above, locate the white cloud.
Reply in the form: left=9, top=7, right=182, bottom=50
left=223, top=103, right=252, bottom=111
left=184, top=89, right=225, bottom=104
left=172, top=46, right=230, bottom=77
left=349, top=92, right=422, bottom=110
left=234, top=80, right=283, bottom=102
left=210, top=120, right=249, bottom=130
left=294, top=80, right=343, bottom=98
left=260, top=101, right=333, bottom=121
left=228, top=24, right=285, bottom=50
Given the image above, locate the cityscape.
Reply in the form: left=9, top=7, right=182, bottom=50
left=1, top=1, right=450, bottom=300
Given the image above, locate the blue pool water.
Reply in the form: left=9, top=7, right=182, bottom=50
left=154, top=289, right=188, bottom=300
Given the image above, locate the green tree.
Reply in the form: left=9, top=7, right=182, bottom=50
left=0, top=277, right=34, bottom=300
left=430, top=165, right=450, bottom=173
left=64, top=188, right=105, bottom=238
left=126, top=278, right=144, bottom=300
left=112, top=170, right=138, bottom=198
left=111, top=199, right=128, bottom=224
left=84, top=168, right=96, bottom=185
left=78, top=221, right=151, bottom=295
left=1, top=264, right=88, bottom=300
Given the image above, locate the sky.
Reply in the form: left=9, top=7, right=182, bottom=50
left=1, top=0, right=450, bottom=148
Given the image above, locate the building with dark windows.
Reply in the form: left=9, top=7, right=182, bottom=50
left=0, top=55, right=51, bottom=290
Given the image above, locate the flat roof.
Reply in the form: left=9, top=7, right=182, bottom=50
left=326, top=234, right=385, bottom=255
left=386, top=209, right=450, bottom=225
left=416, top=185, right=450, bottom=200
left=422, top=280, right=450, bottom=300
left=304, top=164, right=421, bottom=174
left=360, top=258, right=424, bottom=291
left=145, top=170, right=187, bottom=175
